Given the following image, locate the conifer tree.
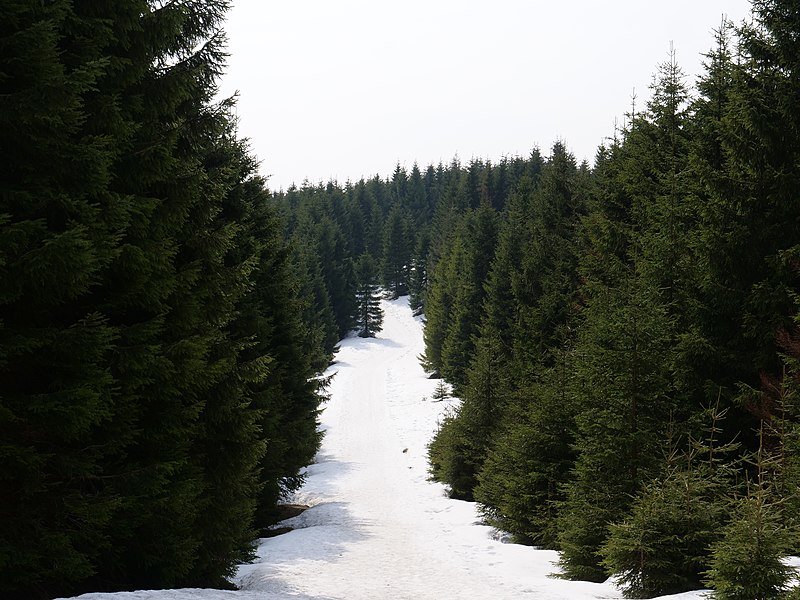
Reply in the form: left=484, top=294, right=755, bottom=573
left=467, top=147, right=584, bottom=546
left=314, top=215, right=357, bottom=337
left=0, top=3, right=127, bottom=595
left=381, top=205, right=412, bottom=298
left=511, top=142, right=584, bottom=367
left=0, top=0, right=241, bottom=591
left=421, top=233, right=459, bottom=375
left=408, top=230, right=431, bottom=314
left=291, top=238, right=340, bottom=364
left=354, top=253, right=384, bottom=338
left=600, top=407, right=737, bottom=599
left=440, top=203, right=498, bottom=389
left=91, top=1, right=238, bottom=588
left=696, top=0, right=800, bottom=401
left=248, top=202, right=325, bottom=527
left=558, top=255, right=673, bottom=582
left=481, top=176, right=535, bottom=347
left=182, top=129, right=268, bottom=585
left=556, top=53, right=699, bottom=581
left=407, top=163, right=431, bottom=227
left=704, top=421, right=798, bottom=600
left=427, top=409, right=474, bottom=500
left=0, top=1, right=327, bottom=596
left=475, top=347, right=576, bottom=548
left=428, top=331, right=507, bottom=500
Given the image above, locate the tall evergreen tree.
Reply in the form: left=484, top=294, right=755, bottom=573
left=468, top=146, right=585, bottom=546
left=408, top=230, right=431, bottom=314
left=439, top=202, right=498, bottom=389
left=0, top=2, right=325, bottom=596
left=0, top=3, right=128, bottom=595
left=407, top=163, right=431, bottom=227
left=381, top=205, right=412, bottom=298
left=695, top=0, right=800, bottom=406
left=354, top=253, right=384, bottom=338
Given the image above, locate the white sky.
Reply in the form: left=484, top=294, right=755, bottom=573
left=218, top=1, right=753, bottom=192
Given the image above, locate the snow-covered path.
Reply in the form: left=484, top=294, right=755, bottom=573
left=236, top=296, right=616, bottom=600
left=66, top=297, right=709, bottom=600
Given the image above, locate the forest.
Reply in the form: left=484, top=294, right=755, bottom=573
left=1, top=0, right=799, bottom=599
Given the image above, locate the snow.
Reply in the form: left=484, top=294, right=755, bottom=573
left=62, top=297, right=720, bottom=600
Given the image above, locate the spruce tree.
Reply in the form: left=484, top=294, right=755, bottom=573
left=1, top=1, right=327, bottom=596
left=408, top=230, right=430, bottom=314
left=381, top=205, right=412, bottom=298
left=291, top=238, right=340, bottom=365
left=91, top=1, right=238, bottom=588
left=558, top=263, right=673, bottom=581
left=696, top=0, right=800, bottom=403
left=556, top=53, right=701, bottom=581
left=440, top=203, right=498, bottom=389
left=248, top=199, right=325, bottom=527
left=705, top=422, right=798, bottom=600
left=421, top=233, right=458, bottom=375
left=0, top=3, right=126, bottom=595
left=599, top=418, right=734, bottom=599
left=475, top=350, right=576, bottom=548
left=313, top=215, right=357, bottom=337
left=354, top=253, right=384, bottom=338
left=407, top=163, right=431, bottom=227
left=428, top=331, right=508, bottom=501
left=470, top=146, right=584, bottom=547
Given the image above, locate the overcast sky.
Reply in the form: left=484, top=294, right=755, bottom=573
left=218, top=1, right=753, bottom=192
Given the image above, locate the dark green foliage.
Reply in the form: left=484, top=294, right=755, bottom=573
left=0, top=3, right=127, bottom=595
left=694, top=0, right=800, bottom=399
left=407, top=163, right=432, bottom=227
left=437, top=203, right=498, bottom=389
left=420, top=234, right=458, bottom=376
left=314, top=215, right=358, bottom=337
left=427, top=409, right=475, bottom=500
left=238, top=2, right=800, bottom=593
left=354, top=253, right=384, bottom=338
left=276, top=186, right=357, bottom=338
left=427, top=332, right=507, bottom=501
left=703, top=331, right=800, bottom=599
left=599, top=400, right=742, bottom=597
left=557, top=272, right=675, bottom=580
left=555, top=52, right=705, bottom=581
left=13, top=0, right=792, bottom=592
left=469, top=146, right=585, bottom=548
left=0, top=2, right=325, bottom=597
left=705, top=492, right=797, bottom=600
left=600, top=461, right=726, bottom=597
left=704, top=419, right=798, bottom=600
left=408, top=230, right=430, bottom=314
left=511, top=142, right=585, bottom=368
left=381, top=205, right=412, bottom=298
left=475, top=357, right=576, bottom=548
left=418, top=9, right=800, bottom=587
left=292, top=239, right=341, bottom=366
left=232, top=177, right=324, bottom=529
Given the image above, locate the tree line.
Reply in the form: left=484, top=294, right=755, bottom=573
left=422, top=8, right=800, bottom=599
left=1, top=2, right=324, bottom=598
